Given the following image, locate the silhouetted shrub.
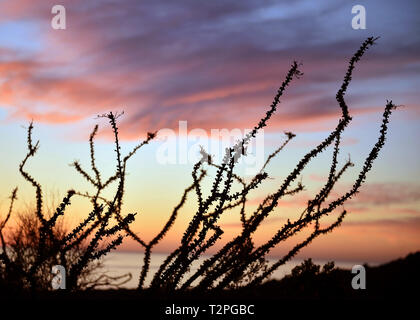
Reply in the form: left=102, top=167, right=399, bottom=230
left=0, top=113, right=150, bottom=290
left=144, top=37, right=397, bottom=292
left=0, top=37, right=397, bottom=293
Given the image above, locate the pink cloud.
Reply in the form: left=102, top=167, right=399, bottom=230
left=0, top=0, right=419, bottom=141
left=350, top=182, right=420, bottom=206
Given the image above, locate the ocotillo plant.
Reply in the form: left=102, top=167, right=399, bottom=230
left=0, top=112, right=156, bottom=290
left=0, top=37, right=397, bottom=293
left=144, top=36, right=397, bottom=291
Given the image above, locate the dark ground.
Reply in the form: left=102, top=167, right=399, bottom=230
left=1, top=252, right=419, bottom=317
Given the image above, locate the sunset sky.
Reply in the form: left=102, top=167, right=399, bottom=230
left=0, top=0, right=419, bottom=263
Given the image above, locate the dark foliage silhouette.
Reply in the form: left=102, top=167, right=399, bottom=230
left=145, top=37, right=397, bottom=292
left=0, top=37, right=398, bottom=293
left=0, top=113, right=152, bottom=290
left=0, top=206, right=127, bottom=290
